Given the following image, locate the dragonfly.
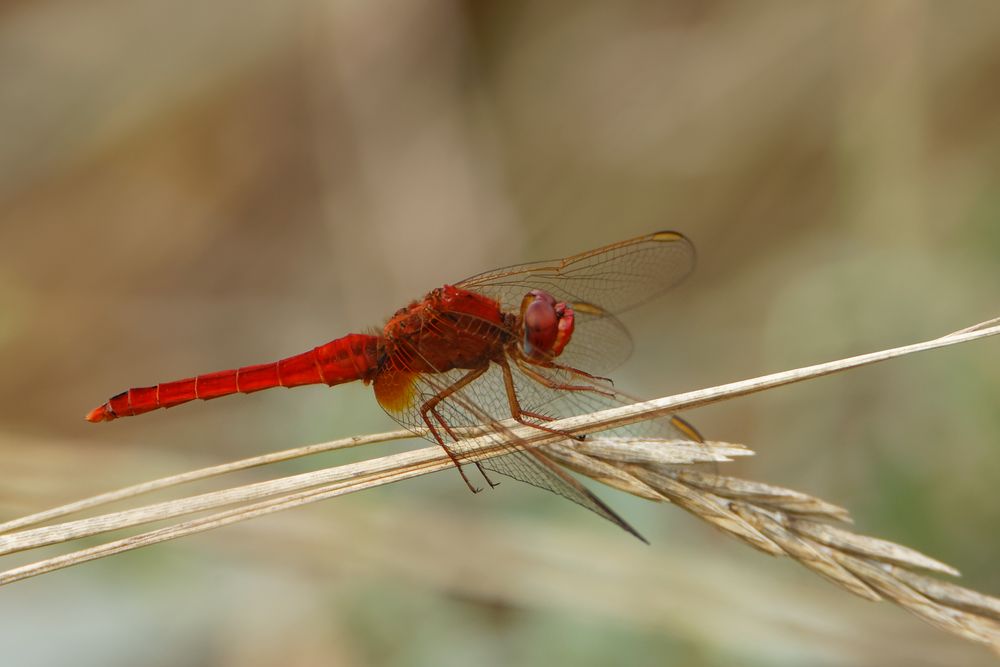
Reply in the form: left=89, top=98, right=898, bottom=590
left=87, top=231, right=700, bottom=541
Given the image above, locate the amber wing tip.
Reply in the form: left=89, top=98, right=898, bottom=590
left=85, top=405, right=111, bottom=422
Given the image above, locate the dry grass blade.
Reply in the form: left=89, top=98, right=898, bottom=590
left=0, top=318, right=998, bottom=653
left=0, top=430, right=416, bottom=535
left=574, top=437, right=752, bottom=465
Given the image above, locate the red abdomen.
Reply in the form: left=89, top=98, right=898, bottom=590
left=86, top=334, right=379, bottom=422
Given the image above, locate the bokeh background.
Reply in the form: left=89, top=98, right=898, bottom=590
left=1, top=1, right=998, bottom=665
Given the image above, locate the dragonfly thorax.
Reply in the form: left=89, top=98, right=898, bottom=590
left=379, top=285, right=512, bottom=374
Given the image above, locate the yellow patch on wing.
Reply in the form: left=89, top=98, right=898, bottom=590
left=670, top=414, right=704, bottom=443
left=651, top=230, right=686, bottom=243
left=373, top=368, right=419, bottom=413
left=571, top=301, right=609, bottom=316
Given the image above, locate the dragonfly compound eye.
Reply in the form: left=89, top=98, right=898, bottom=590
left=521, top=290, right=574, bottom=359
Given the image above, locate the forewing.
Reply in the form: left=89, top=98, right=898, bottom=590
left=456, top=230, right=695, bottom=316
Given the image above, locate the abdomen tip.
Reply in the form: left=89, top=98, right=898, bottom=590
left=85, top=406, right=111, bottom=422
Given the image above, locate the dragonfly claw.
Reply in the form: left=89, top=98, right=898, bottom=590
left=475, top=462, right=501, bottom=489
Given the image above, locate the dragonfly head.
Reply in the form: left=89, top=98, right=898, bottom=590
left=520, top=290, right=575, bottom=360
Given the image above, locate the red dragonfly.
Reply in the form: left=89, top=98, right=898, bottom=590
left=87, top=231, right=699, bottom=540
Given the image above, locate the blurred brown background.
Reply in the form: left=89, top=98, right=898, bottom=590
left=1, top=1, right=998, bottom=665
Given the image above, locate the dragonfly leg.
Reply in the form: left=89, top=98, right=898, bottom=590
left=419, top=365, right=491, bottom=493
left=422, top=409, right=480, bottom=493
left=514, top=358, right=615, bottom=399
left=475, top=462, right=501, bottom=488
left=427, top=405, right=500, bottom=489
left=512, top=348, right=615, bottom=386
left=496, top=356, right=587, bottom=441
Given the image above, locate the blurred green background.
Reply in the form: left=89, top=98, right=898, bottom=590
left=1, top=1, right=998, bottom=665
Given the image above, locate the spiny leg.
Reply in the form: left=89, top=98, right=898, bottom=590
left=476, top=461, right=501, bottom=488
left=512, top=348, right=615, bottom=386
left=518, top=355, right=705, bottom=446
left=514, top=358, right=616, bottom=399
left=514, top=356, right=708, bottom=468
left=520, top=410, right=556, bottom=422
left=496, top=355, right=589, bottom=442
left=519, top=352, right=703, bottom=445
left=507, top=355, right=626, bottom=442
left=428, top=403, right=500, bottom=490
left=420, top=409, right=480, bottom=493
left=419, top=365, right=499, bottom=492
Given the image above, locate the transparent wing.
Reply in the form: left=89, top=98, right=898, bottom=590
left=456, top=231, right=693, bottom=376
left=548, top=307, right=633, bottom=378
left=456, top=230, right=695, bottom=317
left=376, top=359, right=647, bottom=541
